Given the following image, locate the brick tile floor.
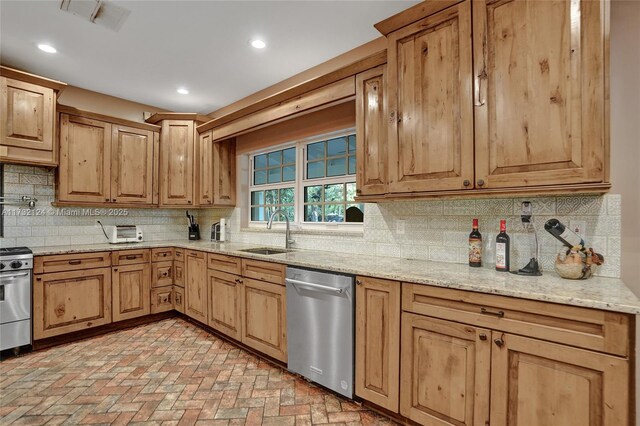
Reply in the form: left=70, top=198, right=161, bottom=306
left=0, top=319, right=397, bottom=425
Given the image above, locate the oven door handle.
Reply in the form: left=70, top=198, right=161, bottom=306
left=286, top=278, right=344, bottom=295
left=0, top=272, right=30, bottom=281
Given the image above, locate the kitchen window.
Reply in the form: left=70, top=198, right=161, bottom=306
left=249, top=130, right=364, bottom=228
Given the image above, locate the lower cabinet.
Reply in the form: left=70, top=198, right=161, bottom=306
left=207, top=269, right=242, bottom=341
left=355, top=276, right=401, bottom=412
left=33, top=268, right=112, bottom=339
left=400, top=313, right=491, bottom=426
left=151, top=286, right=174, bottom=313
left=185, top=250, right=208, bottom=323
left=173, top=286, right=185, bottom=313
left=241, top=277, right=287, bottom=362
left=112, top=263, right=151, bottom=321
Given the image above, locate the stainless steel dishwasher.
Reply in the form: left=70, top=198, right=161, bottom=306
left=286, top=267, right=355, bottom=398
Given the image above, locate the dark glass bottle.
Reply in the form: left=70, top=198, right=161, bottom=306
left=469, top=218, right=482, bottom=267
left=544, top=218, right=585, bottom=250
left=495, top=220, right=510, bottom=272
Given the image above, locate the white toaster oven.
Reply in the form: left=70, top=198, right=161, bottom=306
left=106, top=225, right=143, bottom=244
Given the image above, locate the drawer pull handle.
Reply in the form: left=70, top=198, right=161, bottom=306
left=125, top=255, right=138, bottom=260
left=69, top=260, right=82, bottom=265
left=479, top=333, right=487, bottom=341
left=480, top=307, right=504, bottom=318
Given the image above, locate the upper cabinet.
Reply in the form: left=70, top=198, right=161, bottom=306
left=57, top=107, right=160, bottom=206
left=197, top=129, right=214, bottom=205
left=212, top=137, right=236, bottom=206
left=365, top=0, right=610, bottom=199
left=0, top=66, right=66, bottom=167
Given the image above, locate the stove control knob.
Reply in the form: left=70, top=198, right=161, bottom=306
left=10, top=261, right=23, bottom=269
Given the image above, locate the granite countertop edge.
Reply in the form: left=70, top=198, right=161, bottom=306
left=27, top=239, right=640, bottom=315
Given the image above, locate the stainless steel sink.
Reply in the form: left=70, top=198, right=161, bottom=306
left=240, top=247, right=292, bottom=255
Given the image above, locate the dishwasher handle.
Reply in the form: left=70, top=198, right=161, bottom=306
left=286, top=278, right=345, bottom=295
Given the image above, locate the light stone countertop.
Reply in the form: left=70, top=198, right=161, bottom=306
left=28, top=239, right=640, bottom=315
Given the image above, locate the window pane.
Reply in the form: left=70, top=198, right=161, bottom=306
left=327, top=137, right=347, bottom=157
left=254, top=154, right=267, bottom=169
left=304, top=185, right=322, bottom=203
left=346, top=204, right=364, bottom=223
left=307, top=142, right=325, bottom=161
left=265, top=189, right=278, bottom=205
left=280, top=187, right=295, bottom=204
left=251, top=190, right=264, bottom=205
left=324, top=204, right=345, bottom=222
left=348, top=155, right=356, bottom=175
left=281, top=206, right=295, bottom=222
left=307, top=160, right=325, bottom=179
left=268, top=151, right=282, bottom=167
left=282, top=165, right=295, bottom=182
left=267, top=167, right=281, bottom=184
left=348, top=135, right=356, bottom=153
left=304, top=204, right=323, bottom=222
left=346, top=183, right=356, bottom=202
left=327, top=157, right=346, bottom=177
left=283, top=148, right=296, bottom=165
left=254, top=170, right=267, bottom=185
left=324, top=184, right=344, bottom=202
left=251, top=207, right=265, bottom=221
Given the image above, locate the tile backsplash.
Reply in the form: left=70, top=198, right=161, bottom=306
left=1, top=165, right=621, bottom=278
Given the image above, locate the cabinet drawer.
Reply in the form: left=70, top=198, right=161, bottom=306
left=111, top=249, right=150, bottom=266
left=151, top=248, right=174, bottom=262
left=185, top=250, right=206, bottom=259
left=34, top=252, right=111, bottom=274
left=152, top=261, right=173, bottom=288
left=208, top=253, right=242, bottom=275
left=174, top=261, right=185, bottom=288
left=151, top=286, right=173, bottom=314
left=173, top=286, right=184, bottom=314
left=402, top=283, right=630, bottom=357
left=174, top=248, right=185, bottom=261
left=241, top=259, right=285, bottom=285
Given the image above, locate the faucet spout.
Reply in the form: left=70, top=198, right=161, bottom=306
left=267, top=209, right=294, bottom=249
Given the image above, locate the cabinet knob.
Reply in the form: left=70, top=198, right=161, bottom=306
left=477, top=179, right=485, bottom=187
left=114, top=268, right=118, bottom=272
left=463, top=179, right=471, bottom=187
left=479, top=333, right=487, bottom=341
left=355, top=189, right=362, bottom=194
left=112, top=199, right=116, bottom=202
left=188, top=200, right=192, bottom=204
left=36, top=277, right=42, bottom=281
left=356, top=279, right=362, bottom=285
left=494, top=338, right=505, bottom=347
left=105, top=198, right=109, bottom=202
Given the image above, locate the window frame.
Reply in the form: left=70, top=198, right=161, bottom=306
left=248, top=128, right=363, bottom=231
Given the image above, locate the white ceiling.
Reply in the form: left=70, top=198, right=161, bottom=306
left=0, top=1, right=418, bottom=114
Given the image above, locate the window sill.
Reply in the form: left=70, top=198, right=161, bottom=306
left=241, top=226, right=363, bottom=238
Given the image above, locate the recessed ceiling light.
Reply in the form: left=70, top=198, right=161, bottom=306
left=251, top=39, right=266, bottom=49
left=177, top=88, right=189, bottom=95
left=37, top=44, right=57, bottom=54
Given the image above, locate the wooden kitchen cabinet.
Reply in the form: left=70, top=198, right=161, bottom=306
left=355, top=65, right=388, bottom=196
left=112, top=263, right=151, bottom=322
left=33, top=267, right=112, bottom=340
left=173, top=286, right=185, bottom=313
left=207, top=269, right=243, bottom=341
left=385, top=1, right=475, bottom=193
left=400, top=313, right=491, bottom=426
left=473, top=0, right=608, bottom=189
left=212, top=138, right=236, bottom=206
left=57, top=107, right=160, bottom=206
left=490, top=332, right=628, bottom=426
left=160, top=119, right=194, bottom=206
left=0, top=66, right=66, bottom=166
left=151, top=286, right=174, bottom=313
left=197, top=129, right=214, bottom=205
left=355, top=276, right=400, bottom=412
left=241, top=277, right=287, bottom=362
left=151, top=261, right=173, bottom=288
left=185, top=250, right=208, bottom=323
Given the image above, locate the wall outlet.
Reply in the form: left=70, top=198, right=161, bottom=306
left=569, top=220, right=587, bottom=237
left=396, top=220, right=405, bottom=235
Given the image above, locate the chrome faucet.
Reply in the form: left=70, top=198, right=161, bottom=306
left=267, top=209, right=294, bottom=249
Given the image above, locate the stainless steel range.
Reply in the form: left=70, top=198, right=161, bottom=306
left=0, top=247, right=33, bottom=352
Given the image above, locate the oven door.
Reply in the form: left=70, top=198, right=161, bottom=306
left=0, top=270, right=31, bottom=324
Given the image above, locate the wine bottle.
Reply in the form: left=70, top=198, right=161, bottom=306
left=544, top=218, right=585, bottom=249
left=495, top=220, right=510, bottom=272
left=469, top=218, right=482, bottom=267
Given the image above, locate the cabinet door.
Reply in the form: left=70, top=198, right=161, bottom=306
left=197, top=130, right=214, bottom=206
left=151, top=261, right=173, bottom=288
left=356, top=65, right=388, bottom=196
left=355, top=276, right=400, bottom=412
left=0, top=77, right=54, bottom=153
left=387, top=1, right=474, bottom=193
left=151, top=287, right=173, bottom=314
left=400, top=313, right=491, bottom=426
left=213, top=138, right=236, bottom=206
left=241, top=278, right=287, bottom=362
left=473, top=0, right=607, bottom=188
left=490, top=333, right=628, bottom=426
left=110, top=125, right=155, bottom=204
left=173, top=286, right=185, bottom=314
left=160, top=120, right=194, bottom=206
left=174, top=261, right=184, bottom=287
left=207, top=270, right=242, bottom=341
left=185, top=251, right=207, bottom=323
left=112, top=263, right=150, bottom=322
left=33, top=268, right=112, bottom=340
left=59, top=113, right=111, bottom=203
